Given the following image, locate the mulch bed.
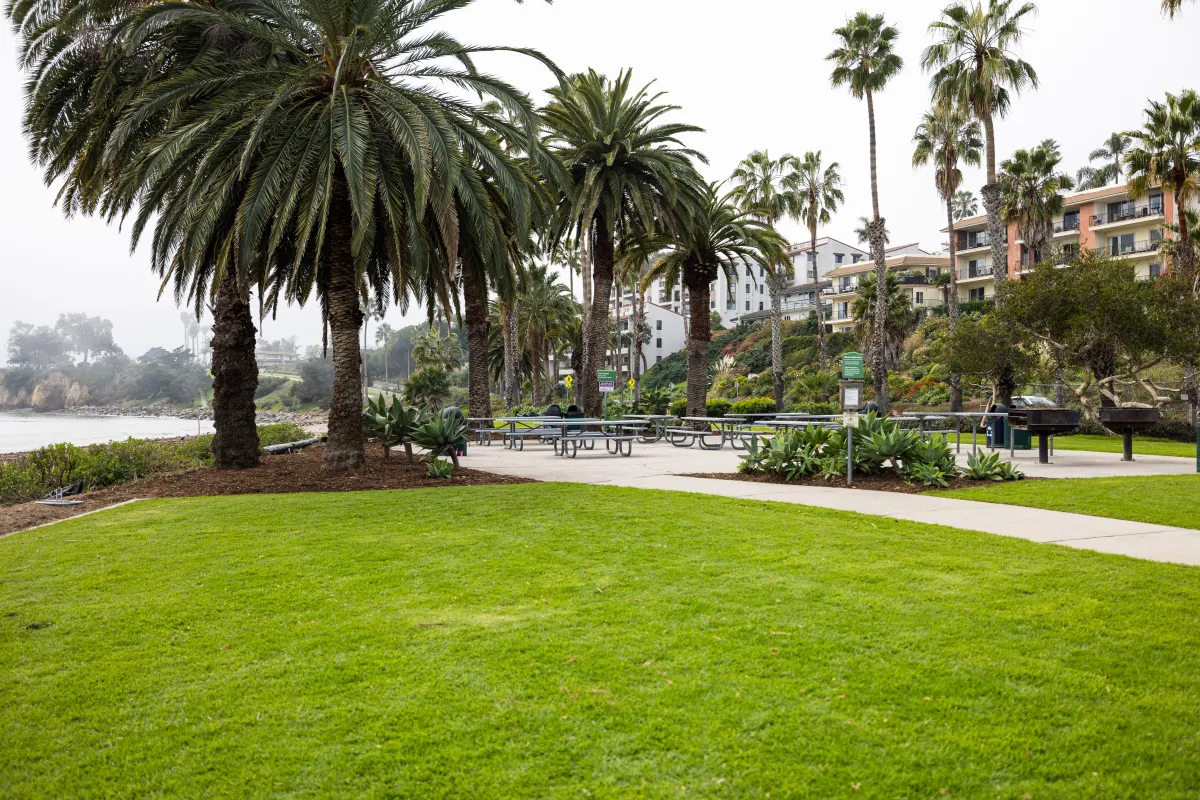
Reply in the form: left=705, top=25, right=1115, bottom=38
left=0, top=442, right=532, bottom=537
left=683, top=470, right=1033, bottom=495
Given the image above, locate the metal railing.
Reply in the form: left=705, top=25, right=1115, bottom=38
left=1097, top=238, right=1163, bottom=256
left=1054, top=217, right=1081, bottom=233
left=958, top=265, right=994, bottom=279
left=958, top=231, right=1006, bottom=249
left=1091, top=203, right=1164, bottom=226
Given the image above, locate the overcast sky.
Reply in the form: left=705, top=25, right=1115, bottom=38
left=3, top=0, right=1197, bottom=362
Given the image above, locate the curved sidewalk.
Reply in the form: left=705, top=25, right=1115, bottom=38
left=465, top=440, right=1200, bottom=567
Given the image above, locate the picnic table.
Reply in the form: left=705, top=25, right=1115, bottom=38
left=900, top=411, right=1008, bottom=454
left=532, top=419, right=648, bottom=457
left=469, top=416, right=577, bottom=450
left=668, top=416, right=755, bottom=451
left=626, top=414, right=674, bottom=443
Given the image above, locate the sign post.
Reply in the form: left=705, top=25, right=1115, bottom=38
left=597, top=369, right=616, bottom=418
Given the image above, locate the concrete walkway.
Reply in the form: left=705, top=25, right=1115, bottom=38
left=465, top=438, right=1200, bottom=567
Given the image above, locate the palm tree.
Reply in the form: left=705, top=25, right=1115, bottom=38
left=829, top=11, right=904, bottom=413
left=730, top=150, right=800, bottom=408
left=517, top=264, right=577, bottom=403
left=1163, top=0, right=1194, bottom=16
left=850, top=272, right=914, bottom=384
left=16, top=0, right=547, bottom=470
left=1077, top=132, right=1132, bottom=189
left=923, top=0, right=1039, bottom=308
left=952, top=190, right=979, bottom=220
left=912, top=104, right=982, bottom=411
left=783, top=151, right=844, bottom=371
left=1126, top=89, right=1200, bottom=287
left=854, top=216, right=891, bottom=247
left=375, top=324, right=395, bottom=384
left=641, top=184, right=787, bottom=418
left=543, top=70, right=703, bottom=417
left=1000, top=139, right=1075, bottom=266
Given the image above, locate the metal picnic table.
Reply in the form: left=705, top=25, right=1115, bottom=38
left=468, top=416, right=572, bottom=450
left=900, top=411, right=1009, bottom=455
left=532, top=418, right=648, bottom=457
left=671, top=416, right=755, bottom=451
left=626, top=414, right=674, bottom=443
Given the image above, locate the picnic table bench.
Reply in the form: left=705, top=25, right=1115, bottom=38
left=533, top=419, right=647, bottom=457
left=667, top=417, right=755, bottom=451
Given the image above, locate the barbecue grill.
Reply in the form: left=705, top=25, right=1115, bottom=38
left=1007, top=397, right=1081, bottom=464
left=1098, top=406, right=1159, bottom=461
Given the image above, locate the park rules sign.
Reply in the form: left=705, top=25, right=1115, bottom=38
left=842, top=352, right=864, bottom=380
left=597, top=369, right=617, bottom=393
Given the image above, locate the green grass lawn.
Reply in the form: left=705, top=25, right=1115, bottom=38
left=933, top=431, right=1197, bottom=458
left=4, top=485, right=1200, bottom=798
left=934, top=474, right=1200, bottom=531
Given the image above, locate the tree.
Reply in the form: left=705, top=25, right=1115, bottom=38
left=411, top=330, right=463, bottom=373
left=1076, top=132, right=1132, bottom=189
left=1126, top=89, right=1200, bottom=288
left=850, top=272, right=915, bottom=382
left=517, top=263, right=577, bottom=403
left=6, top=322, right=67, bottom=369
left=854, top=216, right=890, bottom=247
left=1162, top=0, right=1194, bottom=16
left=640, top=184, right=786, bottom=419
left=784, top=151, right=844, bottom=371
left=829, top=11, right=904, bottom=413
left=952, top=190, right=978, bottom=220
left=543, top=70, right=703, bottom=418
left=54, top=313, right=120, bottom=364
left=999, top=139, right=1074, bottom=267
left=374, top=324, right=395, bottom=384
left=730, top=150, right=799, bottom=408
left=913, top=104, right=982, bottom=411
left=923, top=1, right=1039, bottom=306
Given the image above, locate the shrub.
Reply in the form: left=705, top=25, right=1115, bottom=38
left=362, top=397, right=428, bottom=462
left=254, top=376, right=289, bottom=399
left=669, top=398, right=687, bottom=417
left=412, top=413, right=469, bottom=468
left=731, top=396, right=777, bottom=415
left=426, top=458, right=455, bottom=479
left=637, top=387, right=670, bottom=415
left=256, top=423, right=310, bottom=448
left=295, top=358, right=334, bottom=406
left=791, top=402, right=837, bottom=415
left=1145, top=414, right=1198, bottom=443
left=905, top=462, right=951, bottom=488
left=705, top=399, right=732, bottom=418
left=403, top=367, right=451, bottom=409
left=961, top=451, right=1006, bottom=481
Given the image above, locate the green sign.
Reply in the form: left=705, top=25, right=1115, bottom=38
left=597, top=369, right=617, bottom=393
left=842, top=352, right=864, bottom=380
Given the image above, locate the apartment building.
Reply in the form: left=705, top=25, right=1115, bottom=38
left=639, top=236, right=869, bottom=330
left=824, top=247, right=951, bottom=334
left=945, top=182, right=1181, bottom=289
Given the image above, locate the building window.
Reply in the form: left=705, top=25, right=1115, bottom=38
left=656, top=355, right=662, bottom=363
left=710, top=299, right=716, bottom=309
left=655, top=320, right=662, bottom=331
left=744, top=283, right=750, bottom=293
left=656, top=337, right=663, bottom=348
left=1150, top=193, right=1164, bottom=215
left=1150, top=263, right=1163, bottom=278
left=834, top=253, right=844, bottom=264
left=621, top=320, right=628, bottom=331
left=852, top=254, right=862, bottom=263
left=807, top=252, right=814, bottom=262
left=745, top=301, right=750, bottom=311
left=969, top=288, right=986, bottom=302
left=1063, top=210, right=1079, bottom=231
left=759, top=285, right=764, bottom=295
left=674, top=290, right=681, bottom=301
left=915, top=291, right=924, bottom=304
left=759, top=301, right=764, bottom=311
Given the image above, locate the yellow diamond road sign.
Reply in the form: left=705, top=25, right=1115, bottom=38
left=627, top=378, right=635, bottom=390
left=564, top=375, right=573, bottom=388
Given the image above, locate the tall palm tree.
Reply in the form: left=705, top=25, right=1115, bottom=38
left=783, top=151, right=844, bottom=371
left=1126, top=89, right=1200, bottom=287
left=1162, top=0, right=1194, bottom=16
left=912, top=104, right=983, bottom=411
left=640, top=184, right=787, bottom=417
left=730, top=150, right=800, bottom=408
left=923, top=0, right=1039, bottom=307
left=828, top=11, right=904, bottom=413
left=543, top=70, right=703, bottom=417
left=952, top=190, right=979, bottom=220
left=1000, top=139, right=1075, bottom=266
left=1077, top=132, right=1132, bottom=189
left=850, top=272, right=914, bottom=384
left=854, top=216, right=891, bottom=247
left=517, top=263, right=577, bottom=403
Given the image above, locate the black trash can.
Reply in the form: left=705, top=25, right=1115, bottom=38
left=986, top=403, right=1008, bottom=448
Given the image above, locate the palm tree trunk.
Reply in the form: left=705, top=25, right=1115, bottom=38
left=462, top=273, right=491, bottom=421
left=980, top=111, right=1014, bottom=408
left=633, top=288, right=645, bottom=401
left=579, top=234, right=592, bottom=408
left=946, top=198, right=962, bottom=413
left=865, top=89, right=891, bottom=414
left=531, top=331, right=543, bottom=403
left=209, top=269, right=260, bottom=468
left=584, top=224, right=614, bottom=418
left=685, top=271, right=712, bottom=419
left=501, top=297, right=520, bottom=407
left=811, top=226, right=827, bottom=371
left=769, top=274, right=785, bottom=410
left=323, top=172, right=366, bottom=471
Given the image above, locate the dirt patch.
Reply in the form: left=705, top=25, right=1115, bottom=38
left=683, top=470, right=1036, bottom=494
left=0, top=442, right=532, bottom=537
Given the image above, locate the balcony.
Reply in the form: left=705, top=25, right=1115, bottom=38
left=1053, top=218, right=1081, bottom=234
left=1091, top=203, right=1164, bottom=226
left=958, top=265, right=994, bottom=280
left=1097, top=239, right=1163, bottom=257
left=834, top=310, right=853, bottom=321
left=897, top=273, right=933, bottom=285
left=957, top=231, right=1006, bottom=250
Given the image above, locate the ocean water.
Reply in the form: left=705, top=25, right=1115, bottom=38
left=0, top=412, right=214, bottom=453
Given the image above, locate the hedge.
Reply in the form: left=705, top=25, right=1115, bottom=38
left=731, top=397, right=777, bottom=415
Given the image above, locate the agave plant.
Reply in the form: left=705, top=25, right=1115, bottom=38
left=907, top=437, right=957, bottom=473
left=362, top=396, right=429, bottom=463
left=427, top=458, right=455, bottom=479
left=639, top=387, right=670, bottom=415
left=904, top=461, right=951, bottom=488
left=412, top=414, right=470, bottom=470
left=962, top=451, right=1005, bottom=481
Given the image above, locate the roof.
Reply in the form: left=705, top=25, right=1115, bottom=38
left=786, top=236, right=865, bottom=255
left=825, top=253, right=950, bottom=278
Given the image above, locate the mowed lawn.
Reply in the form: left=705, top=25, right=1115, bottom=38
left=3, top=486, right=1200, bottom=798
left=934, top=431, right=1197, bottom=459
left=935, top=474, right=1200, bottom=531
